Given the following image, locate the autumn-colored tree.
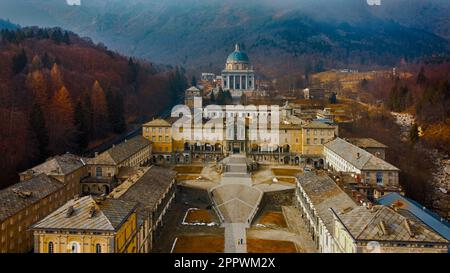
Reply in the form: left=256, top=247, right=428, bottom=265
left=91, top=80, right=108, bottom=137
left=48, top=85, right=75, bottom=153
left=50, top=63, right=64, bottom=91
left=26, top=70, right=49, bottom=106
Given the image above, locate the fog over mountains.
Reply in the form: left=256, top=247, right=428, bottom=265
left=1, top=0, right=449, bottom=76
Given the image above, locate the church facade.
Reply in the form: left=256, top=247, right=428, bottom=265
left=221, top=44, right=255, bottom=97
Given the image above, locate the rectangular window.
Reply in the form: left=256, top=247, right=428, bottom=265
left=376, top=171, right=383, bottom=185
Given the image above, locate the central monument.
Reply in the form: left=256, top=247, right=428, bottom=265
left=221, top=43, right=255, bottom=97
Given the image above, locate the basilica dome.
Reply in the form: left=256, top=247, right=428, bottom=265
left=226, top=44, right=249, bottom=64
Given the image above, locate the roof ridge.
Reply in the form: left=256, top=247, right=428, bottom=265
left=353, top=206, right=385, bottom=239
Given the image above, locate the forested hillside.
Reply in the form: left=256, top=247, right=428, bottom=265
left=0, top=26, right=187, bottom=188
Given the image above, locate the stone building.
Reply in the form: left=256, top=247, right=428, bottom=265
left=142, top=113, right=338, bottom=166
left=301, top=121, right=337, bottom=167
left=221, top=43, right=255, bottom=97
left=0, top=174, right=66, bottom=253
left=1, top=153, right=86, bottom=253
left=32, top=196, right=138, bottom=253
left=324, top=137, right=399, bottom=189
left=346, top=137, right=388, bottom=160
left=377, top=192, right=450, bottom=248
left=331, top=205, right=450, bottom=253
left=81, top=135, right=152, bottom=196
left=184, top=86, right=202, bottom=109
left=295, top=172, right=357, bottom=253
left=19, top=153, right=87, bottom=203
left=109, top=166, right=177, bottom=252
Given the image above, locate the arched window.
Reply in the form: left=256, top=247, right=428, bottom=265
left=96, top=243, right=102, bottom=253
left=68, top=241, right=80, bottom=253
left=48, top=242, right=54, bottom=253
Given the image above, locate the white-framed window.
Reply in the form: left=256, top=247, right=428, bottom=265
left=68, top=241, right=81, bottom=253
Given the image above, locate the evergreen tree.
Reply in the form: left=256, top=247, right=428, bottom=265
left=168, top=67, right=188, bottom=104
left=329, top=92, right=337, bottom=104
left=127, top=57, right=140, bottom=85
left=191, top=75, right=197, bottom=87
left=210, top=90, right=215, bottom=103
left=416, top=66, right=427, bottom=85
left=216, top=87, right=225, bottom=105
left=63, top=31, right=70, bottom=45
left=50, top=28, right=64, bottom=44
left=409, top=123, right=419, bottom=143
left=42, top=52, right=52, bottom=69
left=12, top=49, right=27, bottom=74
left=105, top=89, right=126, bottom=134
left=29, top=102, right=49, bottom=160
left=73, top=100, right=89, bottom=152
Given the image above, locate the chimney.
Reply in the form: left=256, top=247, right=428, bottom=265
left=403, top=219, right=415, bottom=238
left=94, top=152, right=99, bottom=157
left=89, top=206, right=97, bottom=218
left=356, top=152, right=360, bottom=159
left=379, top=220, right=388, bottom=235
left=66, top=206, right=75, bottom=218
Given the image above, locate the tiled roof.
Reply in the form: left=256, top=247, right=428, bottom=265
left=116, top=166, right=176, bottom=216
left=32, top=196, right=137, bottom=232
left=333, top=205, right=449, bottom=244
left=0, top=174, right=64, bottom=222
left=302, top=120, right=335, bottom=129
left=347, top=138, right=388, bottom=149
left=88, top=136, right=150, bottom=165
left=296, top=172, right=357, bottom=234
left=21, top=153, right=86, bottom=177
left=377, top=193, right=450, bottom=242
left=324, top=138, right=399, bottom=171
left=143, top=118, right=172, bottom=127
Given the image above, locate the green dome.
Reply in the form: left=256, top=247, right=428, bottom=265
left=226, top=44, right=249, bottom=63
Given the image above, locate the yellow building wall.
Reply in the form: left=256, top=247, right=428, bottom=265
left=115, top=212, right=138, bottom=253
left=143, top=125, right=173, bottom=153
left=0, top=187, right=67, bottom=253
left=279, top=128, right=302, bottom=153
left=36, top=232, right=113, bottom=253
left=302, top=128, right=335, bottom=156
left=34, top=212, right=138, bottom=253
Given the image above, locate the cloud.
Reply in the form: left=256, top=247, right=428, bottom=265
left=66, top=0, right=81, bottom=6
left=367, top=0, right=381, bottom=5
